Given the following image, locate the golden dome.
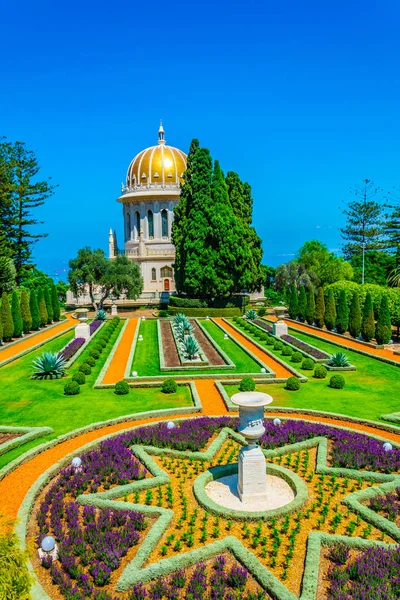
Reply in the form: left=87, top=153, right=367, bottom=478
left=126, top=123, right=187, bottom=189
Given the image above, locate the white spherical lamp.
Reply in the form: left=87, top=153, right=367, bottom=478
left=273, top=418, right=282, bottom=427
left=72, top=457, right=82, bottom=469
left=261, top=368, right=266, bottom=373
left=132, top=371, right=138, bottom=377
left=41, top=536, right=56, bottom=553
left=383, top=442, right=393, bottom=452
left=167, top=421, right=175, bottom=429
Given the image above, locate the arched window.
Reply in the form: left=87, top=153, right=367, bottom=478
left=135, top=211, right=140, bottom=238
left=126, top=213, right=131, bottom=240
left=161, top=209, right=168, bottom=237
left=151, top=268, right=157, bottom=281
left=148, top=210, right=154, bottom=238
left=161, top=266, right=173, bottom=278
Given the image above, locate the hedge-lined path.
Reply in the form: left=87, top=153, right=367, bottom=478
left=102, top=318, right=139, bottom=384
left=195, top=380, right=228, bottom=415
left=266, top=316, right=400, bottom=364
left=2, top=407, right=400, bottom=525
left=214, top=318, right=293, bottom=378
left=0, top=313, right=76, bottom=365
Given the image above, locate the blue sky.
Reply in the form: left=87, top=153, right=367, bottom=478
left=1, top=0, right=400, bottom=281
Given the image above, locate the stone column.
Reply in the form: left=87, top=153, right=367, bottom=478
left=273, top=306, right=288, bottom=338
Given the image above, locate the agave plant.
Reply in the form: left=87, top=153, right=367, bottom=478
left=245, top=309, right=257, bottom=320
left=96, top=309, right=107, bottom=321
left=182, top=334, right=200, bottom=360
left=173, top=313, right=187, bottom=326
left=31, top=352, right=66, bottom=380
left=327, top=352, right=350, bottom=368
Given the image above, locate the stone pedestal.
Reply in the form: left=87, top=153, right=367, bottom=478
left=273, top=320, right=288, bottom=338
left=75, top=323, right=90, bottom=340
left=111, top=303, right=118, bottom=316
left=237, top=444, right=267, bottom=502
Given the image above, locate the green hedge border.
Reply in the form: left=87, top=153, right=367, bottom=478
left=0, top=425, right=53, bottom=457
left=63, top=320, right=106, bottom=368
left=167, top=307, right=242, bottom=317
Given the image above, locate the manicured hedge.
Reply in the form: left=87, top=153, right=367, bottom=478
left=167, top=307, right=241, bottom=317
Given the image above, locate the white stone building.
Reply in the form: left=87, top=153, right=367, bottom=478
left=109, top=123, right=187, bottom=301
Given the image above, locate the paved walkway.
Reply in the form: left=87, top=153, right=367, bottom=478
left=267, top=317, right=400, bottom=364
left=102, top=319, right=139, bottom=384
left=195, top=380, right=228, bottom=415
left=214, top=318, right=293, bottom=378
left=0, top=313, right=76, bottom=364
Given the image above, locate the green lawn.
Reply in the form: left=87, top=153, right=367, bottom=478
left=0, top=322, right=192, bottom=467
left=224, top=327, right=400, bottom=424
left=130, top=319, right=263, bottom=376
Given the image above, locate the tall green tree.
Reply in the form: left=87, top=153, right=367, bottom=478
left=384, top=188, right=400, bottom=256
left=315, top=287, right=325, bottom=328
left=298, top=285, right=307, bottom=322
left=0, top=228, right=16, bottom=295
left=51, top=283, right=60, bottom=321
left=29, top=289, right=40, bottom=330
left=37, top=287, right=48, bottom=327
left=324, top=288, right=337, bottom=331
left=375, top=295, right=392, bottom=345
left=172, top=139, right=200, bottom=294
left=288, top=286, right=299, bottom=319
left=336, top=289, right=349, bottom=334
left=20, top=288, right=32, bottom=333
left=305, top=286, right=316, bottom=325
left=361, top=291, right=375, bottom=342
left=11, top=290, right=23, bottom=337
left=43, top=286, right=53, bottom=323
left=349, top=292, right=362, bottom=338
left=0, top=292, right=14, bottom=341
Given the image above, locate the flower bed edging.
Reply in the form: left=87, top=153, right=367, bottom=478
left=0, top=425, right=53, bottom=458
left=382, top=411, right=400, bottom=425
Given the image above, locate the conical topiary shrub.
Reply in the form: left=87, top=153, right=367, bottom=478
left=0, top=292, right=14, bottom=342
left=375, top=295, right=391, bottom=345
left=315, top=287, right=325, bottom=328
left=20, top=288, right=32, bottom=334
left=305, top=286, right=315, bottom=325
left=44, top=286, right=53, bottom=324
left=11, top=290, right=23, bottom=338
left=29, top=289, right=40, bottom=330
left=336, top=289, right=349, bottom=334
left=324, top=289, right=337, bottom=332
left=349, top=292, right=361, bottom=339
left=361, top=292, right=375, bottom=342
left=37, top=287, right=48, bottom=328
left=298, top=285, right=307, bottom=322
left=51, top=283, right=60, bottom=321
left=288, top=286, right=298, bottom=320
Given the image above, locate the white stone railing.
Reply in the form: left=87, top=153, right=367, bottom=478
left=122, top=183, right=181, bottom=194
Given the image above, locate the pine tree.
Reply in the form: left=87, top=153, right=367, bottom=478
left=375, top=295, right=392, bottom=345
left=44, top=286, right=53, bottom=323
left=349, top=292, right=362, bottom=338
left=37, top=287, right=48, bottom=327
left=298, top=285, right=307, bottom=322
left=29, top=289, right=40, bottom=330
left=20, top=288, right=32, bottom=333
left=324, top=289, right=337, bottom=331
left=51, top=283, right=60, bottom=321
left=11, top=290, right=23, bottom=337
left=305, top=286, right=316, bottom=325
left=315, top=287, right=325, bottom=328
left=288, top=286, right=299, bottom=319
left=172, top=139, right=200, bottom=294
left=336, top=289, right=349, bottom=334
left=0, top=292, right=14, bottom=341
left=361, top=292, right=375, bottom=342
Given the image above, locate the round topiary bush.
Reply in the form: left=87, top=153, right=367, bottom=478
left=266, top=336, right=274, bottom=345
left=282, top=346, right=293, bottom=356
left=114, top=380, right=130, bottom=395
left=274, top=341, right=283, bottom=351
left=329, top=374, right=345, bottom=389
left=258, top=307, right=266, bottom=317
left=159, top=310, right=169, bottom=318
left=314, top=364, right=327, bottom=379
left=64, top=381, right=80, bottom=395
left=94, top=344, right=103, bottom=353
left=239, top=377, right=256, bottom=392
left=72, top=371, right=86, bottom=385
left=285, top=376, right=300, bottom=391
left=85, top=356, right=96, bottom=367
left=291, top=351, right=303, bottom=363
left=161, top=378, right=178, bottom=394
left=90, top=349, right=100, bottom=360
left=113, top=316, right=120, bottom=322
left=79, top=363, right=91, bottom=375
left=98, top=339, right=107, bottom=348
left=302, top=358, right=315, bottom=370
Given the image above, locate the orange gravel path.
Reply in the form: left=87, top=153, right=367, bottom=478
left=266, top=317, right=400, bottom=364
left=214, top=318, right=293, bottom=378
left=194, top=380, right=227, bottom=415
left=102, top=319, right=139, bottom=384
left=0, top=313, right=76, bottom=364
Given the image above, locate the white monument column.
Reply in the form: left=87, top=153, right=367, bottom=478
left=273, top=306, right=288, bottom=338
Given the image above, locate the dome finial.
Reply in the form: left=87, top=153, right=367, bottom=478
left=158, top=120, right=165, bottom=145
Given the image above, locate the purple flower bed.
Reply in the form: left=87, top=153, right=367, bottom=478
left=369, top=487, right=400, bottom=521
left=281, top=334, right=329, bottom=360
left=328, top=545, right=400, bottom=599
left=59, top=337, right=86, bottom=361
left=90, top=320, right=102, bottom=335
left=254, top=319, right=273, bottom=333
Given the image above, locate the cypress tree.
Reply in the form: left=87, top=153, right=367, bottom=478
left=336, top=289, right=349, bottom=334
left=298, top=285, right=307, bottom=322
left=44, top=286, right=53, bottom=323
left=361, top=292, right=375, bottom=342
left=51, top=283, right=60, bottom=321
left=29, top=289, right=40, bottom=330
left=375, top=295, right=392, bottom=345
left=349, top=292, right=362, bottom=338
left=0, top=315, right=2, bottom=343
left=305, top=286, right=316, bottom=325
left=324, top=289, right=337, bottom=331
left=288, top=286, right=299, bottom=319
left=315, top=287, right=325, bottom=328
left=20, top=288, right=32, bottom=333
left=1, top=292, right=14, bottom=341
left=11, top=290, right=23, bottom=337
left=37, top=287, right=48, bottom=327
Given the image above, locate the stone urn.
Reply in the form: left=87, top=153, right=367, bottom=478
left=231, top=391, right=273, bottom=503
left=273, top=305, right=288, bottom=338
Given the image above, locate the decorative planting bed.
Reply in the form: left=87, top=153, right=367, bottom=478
left=26, top=417, right=400, bottom=600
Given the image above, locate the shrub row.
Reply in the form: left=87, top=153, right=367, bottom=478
left=167, top=307, right=241, bottom=317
